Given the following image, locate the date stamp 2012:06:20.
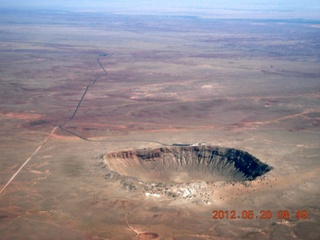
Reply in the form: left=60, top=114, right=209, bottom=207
left=212, top=210, right=309, bottom=220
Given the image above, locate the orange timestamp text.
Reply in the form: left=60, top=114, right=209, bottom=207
left=212, top=210, right=308, bottom=220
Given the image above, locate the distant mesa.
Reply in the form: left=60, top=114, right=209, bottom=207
left=104, top=145, right=272, bottom=184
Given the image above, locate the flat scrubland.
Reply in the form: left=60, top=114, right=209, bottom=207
left=0, top=10, right=319, bottom=239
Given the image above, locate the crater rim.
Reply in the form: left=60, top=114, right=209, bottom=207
left=103, top=144, right=273, bottom=185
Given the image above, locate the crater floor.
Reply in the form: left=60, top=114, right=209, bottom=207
left=104, top=145, right=272, bottom=183
left=103, top=145, right=272, bottom=202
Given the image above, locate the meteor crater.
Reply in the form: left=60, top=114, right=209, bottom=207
left=104, top=145, right=272, bottom=184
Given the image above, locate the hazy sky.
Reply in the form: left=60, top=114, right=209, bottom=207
left=1, top=0, right=319, bottom=19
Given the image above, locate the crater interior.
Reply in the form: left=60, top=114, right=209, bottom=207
left=104, top=145, right=272, bottom=184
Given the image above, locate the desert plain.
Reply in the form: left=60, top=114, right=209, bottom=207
left=0, top=9, right=320, bottom=239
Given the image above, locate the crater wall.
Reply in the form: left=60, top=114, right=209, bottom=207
left=104, top=145, right=272, bottom=184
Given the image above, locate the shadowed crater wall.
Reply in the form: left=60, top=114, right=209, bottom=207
left=104, top=145, right=272, bottom=184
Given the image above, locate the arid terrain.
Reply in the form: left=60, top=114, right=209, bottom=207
left=0, top=9, right=320, bottom=239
